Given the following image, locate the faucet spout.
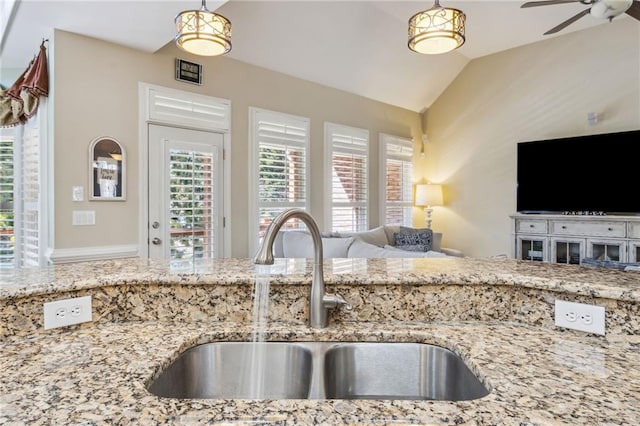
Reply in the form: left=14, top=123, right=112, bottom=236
left=254, top=208, right=349, bottom=328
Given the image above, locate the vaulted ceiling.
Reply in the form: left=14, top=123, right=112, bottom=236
left=2, top=0, right=634, bottom=112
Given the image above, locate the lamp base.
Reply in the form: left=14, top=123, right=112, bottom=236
left=424, top=207, right=433, bottom=229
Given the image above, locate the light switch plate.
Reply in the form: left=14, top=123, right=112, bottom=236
left=72, top=186, right=84, bottom=202
left=72, top=210, right=95, bottom=226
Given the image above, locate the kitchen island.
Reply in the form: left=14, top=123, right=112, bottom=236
left=1, top=257, right=639, bottom=425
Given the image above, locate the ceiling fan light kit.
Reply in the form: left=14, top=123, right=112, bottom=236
left=175, top=0, right=232, bottom=56
left=522, top=0, right=639, bottom=35
left=408, top=0, right=466, bottom=54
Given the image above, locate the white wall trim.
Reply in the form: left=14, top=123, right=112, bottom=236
left=49, top=244, right=139, bottom=264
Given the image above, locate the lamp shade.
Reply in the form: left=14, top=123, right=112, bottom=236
left=415, top=183, right=443, bottom=207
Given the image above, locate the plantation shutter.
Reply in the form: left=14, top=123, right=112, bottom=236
left=20, top=121, right=42, bottom=266
left=168, top=146, right=219, bottom=260
left=381, top=134, right=414, bottom=226
left=326, top=123, right=369, bottom=232
left=0, top=118, right=44, bottom=267
left=254, top=109, right=310, bottom=241
left=148, top=88, right=230, bottom=131
left=0, top=134, right=14, bottom=267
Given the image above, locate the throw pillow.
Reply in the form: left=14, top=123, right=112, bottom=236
left=394, top=227, right=433, bottom=252
left=338, top=225, right=389, bottom=247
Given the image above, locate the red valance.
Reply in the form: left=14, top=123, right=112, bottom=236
left=0, top=41, right=49, bottom=128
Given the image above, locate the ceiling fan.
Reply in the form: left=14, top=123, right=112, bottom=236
left=522, top=0, right=640, bottom=35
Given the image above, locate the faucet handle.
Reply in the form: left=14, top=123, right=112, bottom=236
left=323, top=293, right=352, bottom=311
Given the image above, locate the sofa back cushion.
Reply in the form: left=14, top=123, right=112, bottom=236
left=282, top=231, right=354, bottom=258
left=432, top=232, right=442, bottom=252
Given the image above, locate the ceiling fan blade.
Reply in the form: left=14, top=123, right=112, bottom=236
left=544, top=8, right=591, bottom=34
left=626, top=0, right=640, bottom=20
left=521, top=0, right=582, bottom=8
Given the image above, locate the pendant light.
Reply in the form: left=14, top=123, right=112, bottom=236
left=175, top=0, right=232, bottom=56
left=408, top=0, right=466, bottom=55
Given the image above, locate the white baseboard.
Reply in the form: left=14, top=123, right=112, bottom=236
left=48, top=244, right=139, bottom=264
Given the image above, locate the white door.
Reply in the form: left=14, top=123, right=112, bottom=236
left=148, top=124, right=224, bottom=260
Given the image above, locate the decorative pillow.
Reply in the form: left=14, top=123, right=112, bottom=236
left=282, top=232, right=354, bottom=258
left=384, top=225, right=401, bottom=245
left=339, top=226, right=389, bottom=247
left=394, top=227, right=433, bottom=252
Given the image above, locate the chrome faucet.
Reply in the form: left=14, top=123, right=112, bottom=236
left=254, top=208, right=351, bottom=328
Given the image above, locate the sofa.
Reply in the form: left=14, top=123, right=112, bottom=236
left=273, top=225, right=464, bottom=259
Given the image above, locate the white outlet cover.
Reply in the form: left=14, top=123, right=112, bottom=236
left=43, top=295, right=92, bottom=329
left=555, top=300, right=605, bottom=335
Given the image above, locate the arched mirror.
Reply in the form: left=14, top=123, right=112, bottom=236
left=89, top=136, right=126, bottom=200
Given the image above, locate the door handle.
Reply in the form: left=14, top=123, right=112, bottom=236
left=152, top=221, right=160, bottom=229
left=152, top=237, right=162, bottom=245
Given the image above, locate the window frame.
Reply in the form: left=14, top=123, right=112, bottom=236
left=0, top=103, right=49, bottom=268
left=379, top=133, right=415, bottom=227
left=324, top=122, right=370, bottom=233
left=248, top=107, right=311, bottom=255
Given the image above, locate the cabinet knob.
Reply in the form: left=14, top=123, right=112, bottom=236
left=608, top=227, right=613, bottom=231
left=562, top=226, right=567, bottom=229
left=530, top=224, right=535, bottom=228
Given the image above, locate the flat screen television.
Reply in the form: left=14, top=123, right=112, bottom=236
left=517, top=129, right=640, bottom=215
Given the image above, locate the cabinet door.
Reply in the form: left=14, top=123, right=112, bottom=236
left=629, top=241, right=640, bottom=263
left=551, top=238, right=585, bottom=265
left=587, top=239, right=627, bottom=262
left=516, top=236, right=548, bottom=262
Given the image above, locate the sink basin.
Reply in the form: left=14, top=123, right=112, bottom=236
left=323, top=343, right=489, bottom=401
left=148, top=341, right=489, bottom=401
left=147, top=342, right=313, bottom=399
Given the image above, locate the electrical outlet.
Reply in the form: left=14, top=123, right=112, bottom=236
left=43, top=296, right=92, bottom=329
left=555, top=300, right=605, bottom=335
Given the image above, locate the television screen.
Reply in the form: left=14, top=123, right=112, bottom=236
left=517, top=130, right=640, bottom=215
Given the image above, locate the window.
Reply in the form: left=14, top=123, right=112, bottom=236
left=380, top=134, right=414, bottom=226
left=0, top=131, right=14, bottom=267
left=325, top=123, right=369, bottom=232
left=249, top=108, right=310, bottom=252
left=168, top=146, right=219, bottom=260
left=0, top=115, right=46, bottom=268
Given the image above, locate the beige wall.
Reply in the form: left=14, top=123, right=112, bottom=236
left=52, top=30, right=423, bottom=258
left=423, top=19, right=640, bottom=258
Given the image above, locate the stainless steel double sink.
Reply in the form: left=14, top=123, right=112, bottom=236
left=147, top=342, right=489, bottom=401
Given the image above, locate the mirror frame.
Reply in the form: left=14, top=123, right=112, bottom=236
left=89, top=136, right=126, bottom=201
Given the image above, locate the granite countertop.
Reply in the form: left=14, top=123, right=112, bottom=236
left=2, top=257, right=640, bottom=301
left=2, top=320, right=640, bottom=425
left=1, top=257, right=640, bottom=424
